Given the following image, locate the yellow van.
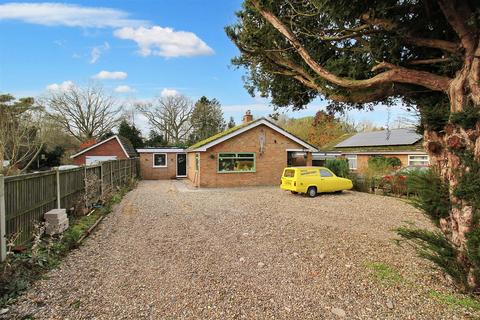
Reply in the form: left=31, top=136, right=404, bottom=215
left=280, top=167, right=353, bottom=197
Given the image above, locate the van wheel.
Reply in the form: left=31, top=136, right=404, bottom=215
left=307, top=186, right=317, bottom=198
left=291, top=191, right=298, bottom=194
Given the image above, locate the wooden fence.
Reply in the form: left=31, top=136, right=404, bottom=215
left=0, top=158, right=140, bottom=260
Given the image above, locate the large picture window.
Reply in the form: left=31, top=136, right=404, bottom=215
left=218, top=153, right=255, bottom=173
left=153, top=153, right=167, bottom=167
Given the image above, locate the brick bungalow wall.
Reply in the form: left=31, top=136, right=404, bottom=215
left=187, top=152, right=200, bottom=186
left=188, top=124, right=312, bottom=188
left=139, top=152, right=178, bottom=180
left=73, top=138, right=127, bottom=165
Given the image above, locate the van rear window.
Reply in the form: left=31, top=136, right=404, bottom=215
left=284, top=169, right=295, bottom=177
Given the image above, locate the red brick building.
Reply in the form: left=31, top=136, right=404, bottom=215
left=70, top=135, right=137, bottom=165
left=186, top=113, right=317, bottom=187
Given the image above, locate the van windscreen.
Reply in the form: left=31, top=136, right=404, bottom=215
left=283, top=169, right=295, bottom=177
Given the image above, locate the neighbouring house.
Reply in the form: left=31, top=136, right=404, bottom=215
left=186, top=111, right=318, bottom=187
left=320, top=128, right=430, bottom=173
left=70, top=135, right=137, bottom=165
left=136, top=148, right=187, bottom=180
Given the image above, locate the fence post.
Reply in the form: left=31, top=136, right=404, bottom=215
left=0, top=175, right=6, bottom=262
left=55, top=167, right=61, bottom=209
left=100, top=163, right=104, bottom=196
left=110, top=161, right=113, bottom=187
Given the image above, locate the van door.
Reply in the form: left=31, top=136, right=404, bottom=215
left=319, top=168, right=336, bottom=192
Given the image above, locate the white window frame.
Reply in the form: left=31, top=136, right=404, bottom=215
left=345, top=154, right=357, bottom=170
left=153, top=153, right=167, bottom=168
left=408, top=155, right=429, bottom=166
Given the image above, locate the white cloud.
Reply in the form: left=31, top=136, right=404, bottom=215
left=114, top=26, right=214, bottom=57
left=46, top=80, right=75, bottom=92
left=92, top=70, right=127, bottom=80
left=0, top=3, right=147, bottom=28
left=160, top=88, right=179, bottom=97
left=90, top=42, right=110, bottom=64
left=114, top=85, right=134, bottom=93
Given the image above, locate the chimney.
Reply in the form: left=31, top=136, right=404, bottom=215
left=242, top=110, right=253, bottom=124
left=80, top=138, right=97, bottom=149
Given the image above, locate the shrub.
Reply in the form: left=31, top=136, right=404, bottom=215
left=397, top=227, right=468, bottom=289
left=368, top=156, right=401, bottom=171
left=348, top=172, right=372, bottom=192
left=325, top=158, right=349, bottom=177
left=450, top=103, right=480, bottom=130
left=406, top=168, right=451, bottom=226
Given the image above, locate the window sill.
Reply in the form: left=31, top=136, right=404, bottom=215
left=217, top=170, right=256, bottom=174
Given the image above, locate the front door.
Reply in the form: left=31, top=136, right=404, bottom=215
left=176, top=153, right=187, bottom=177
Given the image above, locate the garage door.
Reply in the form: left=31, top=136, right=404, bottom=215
left=85, top=156, right=117, bottom=165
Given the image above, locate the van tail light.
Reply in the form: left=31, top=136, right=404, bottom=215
left=294, top=182, right=296, bottom=186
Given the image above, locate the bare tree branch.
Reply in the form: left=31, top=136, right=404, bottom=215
left=42, top=85, right=121, bottom=141
left=137, top=94, right=194, bottom=145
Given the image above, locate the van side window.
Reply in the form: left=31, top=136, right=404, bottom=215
left=320, top=169, right=333, bottom=177
left=300, top=169, right=318, bottom=176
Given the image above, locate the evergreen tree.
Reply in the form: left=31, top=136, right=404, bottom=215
left=190, top=96, right=226, bottom=142
left=117, top=119, right=144, bottom=148
left=227, top=116, right=236, bottom=129
left=144, top=130, right=166, bottom=147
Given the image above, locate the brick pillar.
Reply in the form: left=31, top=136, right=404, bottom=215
left=306, top=152, right=313, bottom=166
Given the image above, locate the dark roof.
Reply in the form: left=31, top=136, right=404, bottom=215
left=335, top=128, right=422, bottom=148
left=117, top=136, right=138, bottom=157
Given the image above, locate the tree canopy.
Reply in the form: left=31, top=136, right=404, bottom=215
left=190, top=96, right=226, bottom=142
left=226, top=0, right=469, bottom=115
left=118, top=119, right=144, bottom=149
left=43, top=85, right=121, bottom=141
left=0, top=94, right=44, bottom=175
left=276, top=111, right=356, bottom=148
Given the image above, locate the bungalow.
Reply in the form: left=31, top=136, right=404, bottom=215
left=136, top=148, right=187, bottom=180
left=186, top=111, right=318, bottom=187
left=71, top=135, right=137, bottom=165
left=321, top=128, right=430, bottom=173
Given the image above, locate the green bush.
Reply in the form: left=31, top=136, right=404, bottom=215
left=450, top=103, right=480, bottom=130
left=348, top=172, right=372, bottom=192
left=397, top=227, right=468, bottom=289
left=368, top=156, right=401, bottom=170
left=325, top=158, right=349, bottom=177
left=406, top=168, right=451, bottom=226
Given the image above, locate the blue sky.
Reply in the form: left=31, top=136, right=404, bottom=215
left=0, top=0, right=412, bottom=132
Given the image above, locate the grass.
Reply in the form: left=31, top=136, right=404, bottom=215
left=429, top=290, right=480, bottom=311
left=364, top=261, right=480, bottom=313
left=365, top=261, right=404, bottom=285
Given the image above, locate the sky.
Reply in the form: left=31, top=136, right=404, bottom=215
left=0, top=0, right=413, bottom=133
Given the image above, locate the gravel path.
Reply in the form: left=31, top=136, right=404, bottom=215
left=7, top=180, right=476, bottom=319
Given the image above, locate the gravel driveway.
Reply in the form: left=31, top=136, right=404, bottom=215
left=8, top=180, right=475, bottom=319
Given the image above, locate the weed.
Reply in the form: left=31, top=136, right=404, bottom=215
left=429, top=290, right=480, bottom=311
left=365, top=262, right=404, bottom=285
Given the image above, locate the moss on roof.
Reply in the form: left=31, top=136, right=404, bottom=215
left=187, top=120, right=254, bottom=150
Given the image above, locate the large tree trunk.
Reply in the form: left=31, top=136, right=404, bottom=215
left=424, top=48, right=480, bottom=291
